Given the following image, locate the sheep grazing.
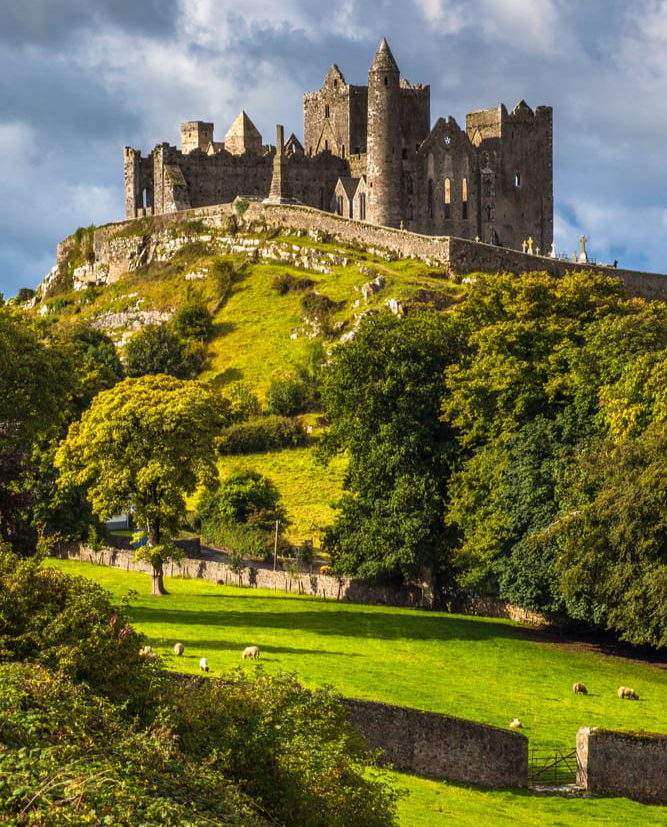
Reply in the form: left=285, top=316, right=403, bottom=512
left=242, top=646, right=260, bottom=660
left=199, top=657, right=209, bottom=673
left=509, top=718, right=523, bottom=729
left=618, top=686, right=639, bottom=700
left=138, top=645, right=157, bottom=660
left=173, top=642, right=185, bottom=656
left=573, top=682, right=588, bottom=695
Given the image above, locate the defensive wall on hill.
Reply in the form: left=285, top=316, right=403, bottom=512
left=58, top=200, right=667, bottom=302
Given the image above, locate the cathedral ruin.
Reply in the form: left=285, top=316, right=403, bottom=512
left=124, top=39, right=553, bottom=252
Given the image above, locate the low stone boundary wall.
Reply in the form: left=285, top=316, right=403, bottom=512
left=576, top=727, right=667, bottom=804
left=343, top=698, right=527, bottom=788
left=53, top=544, right=426, bottom=606
left=52, top=544, right=553, bottom=625
left=105, top=534, right=201, bottom=556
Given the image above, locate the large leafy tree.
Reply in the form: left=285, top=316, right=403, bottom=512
left=125, top=323, right=204, bottom=379
left=320, top=311, right=464, bottom=597
left=0, top=308, right=73, bottom=552
left=56, top=374, right=228, bottom=594
left=444, top=272, right=667, bottom=624
left=554, top=421, right=667, bottom=648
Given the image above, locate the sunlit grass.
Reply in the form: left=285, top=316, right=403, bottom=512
left=47, top=560, right=667, bottom=826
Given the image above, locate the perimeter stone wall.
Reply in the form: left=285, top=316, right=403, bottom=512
left=343, top=698, right=528, bottom=788
left=576, top=727, right=667, bottom=804
left=77, top=201, right=667, bottom=301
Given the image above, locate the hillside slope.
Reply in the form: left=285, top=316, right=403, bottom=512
left=35, top=213, right=464, bottom=542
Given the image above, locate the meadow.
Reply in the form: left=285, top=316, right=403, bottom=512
left=48, top=560, right=667, bottom=827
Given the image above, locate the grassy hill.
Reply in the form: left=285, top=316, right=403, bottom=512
left=38, top=219, right=464, bottom=542
left=48, top=560, right=667, bottom=827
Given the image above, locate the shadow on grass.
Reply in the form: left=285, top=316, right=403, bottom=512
left=153, top=637, right=363, bottom=658
left=129, top=603, right=543, bottom=646
left=211, top=367, right=243, bottom=386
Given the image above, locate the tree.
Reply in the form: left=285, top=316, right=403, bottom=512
left=172, top=299, right=214, bottom=342
left=320, top=311, right=464, bottom=595
left=56, top=375, right=228, bottom=594
left=198, top=470, right=289, bottom=559
left=553, top=421, right=667, bottom=648
left=125, top=323, right=204, bottom=379
left=0, top=308, right=73, bottom=553
left=442, top=273, right=667, bottom=622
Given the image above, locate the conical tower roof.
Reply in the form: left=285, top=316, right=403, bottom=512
left=369, top=38, right=399, bottom=73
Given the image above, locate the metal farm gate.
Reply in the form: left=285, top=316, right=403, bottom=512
left=529, top=747, right=578, bottom=787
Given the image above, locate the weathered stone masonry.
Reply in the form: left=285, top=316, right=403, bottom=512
left=74, top=200, right=667, bottom=302
left=344, top=698, right=528, bottom=788
left=124, top=39, right=552, bottom=253
left=576, top=727, right=667, bottom=804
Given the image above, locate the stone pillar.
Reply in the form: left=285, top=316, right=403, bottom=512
left=266, top=125, right=293, bottom=203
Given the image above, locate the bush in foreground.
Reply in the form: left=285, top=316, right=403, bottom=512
left=0, top=662, right=268, bottom=827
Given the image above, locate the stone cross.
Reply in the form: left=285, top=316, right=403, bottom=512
left=527, top=236, right=534, bottom=254
left=579, top=234, right=588, bottom=262
left=521, top=240, right=527, bottom=253
left=549, top=241, right=557, bottom=258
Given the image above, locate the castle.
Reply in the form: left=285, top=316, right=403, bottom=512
left=124, top=40, right=553, bottom=252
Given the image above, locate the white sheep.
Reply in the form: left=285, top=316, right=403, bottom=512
left=138, top=645, right=157, bottom=660
left=242, top=645, right=260, bottom=660
left=617, top=686, right=639, bottom=700
left=199, top=657, right=209, bottom=672
left=173, top=642, right=184, bottom=656
left=509, top=718, right=523, bottom=729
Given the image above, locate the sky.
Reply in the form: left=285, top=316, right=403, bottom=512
left=1, top=0, right=667, bottom=298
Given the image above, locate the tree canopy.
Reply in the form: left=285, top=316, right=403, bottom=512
left=56, top=374, right=228, bottom=594
left=320, top=311, right=464, bottom=594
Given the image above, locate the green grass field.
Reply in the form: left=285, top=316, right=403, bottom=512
left=47, top=560, right=666, bottom=827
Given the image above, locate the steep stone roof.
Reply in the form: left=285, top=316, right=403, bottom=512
left=224, top=111, right=262, bottom=150
left=370, top=38, right=399, bottom=74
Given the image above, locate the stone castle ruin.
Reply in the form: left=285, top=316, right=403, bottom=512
left=124, top=39, right=553, bottom=253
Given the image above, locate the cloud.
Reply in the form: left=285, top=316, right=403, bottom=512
left=0, top=0, right=180, bottom=46
left=1, top=0, right=667, bottom=298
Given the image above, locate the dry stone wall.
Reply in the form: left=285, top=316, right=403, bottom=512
left=576, top=727, right=667, bottom=804
left=53, top=544, right=552, bottom=624
left=343, top=698, right=528, bottom=788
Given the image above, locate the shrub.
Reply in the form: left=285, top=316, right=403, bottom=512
left=166, top=670, right=399, bottom=827
left=0, top=662, right=267, bottom=827
left=14, top=287, right=35, bottom=303
left=301, top=290, right=341, bottom=322
left=0, top=548, right=152, bottom=707
left=227, top=380, right=262, bottom=423
left=265, top=375, right=309, bottom=416
left=172, top=301, right=213, bottom=341
left=125, top=323, right=204, bottom=379
left=217, top=415, right=307, bottom=455
left=198, top=470, right=289, bottom=559
left=272, top=272, right=316, bottom=295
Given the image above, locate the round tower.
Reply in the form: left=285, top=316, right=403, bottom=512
left=366, top=39, right=402, bottom=228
